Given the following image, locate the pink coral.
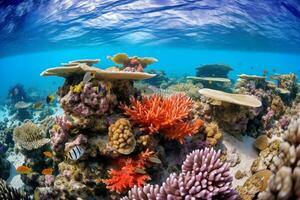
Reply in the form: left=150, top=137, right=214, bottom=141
left=64, top=134, right=87, bottom=152
left=60, top=81, right=116, bottom=117
left=122, top=148, right=238, bottom=200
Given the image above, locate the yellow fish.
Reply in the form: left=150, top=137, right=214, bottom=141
left=43, top=151, right=53, bottom=158
left=41, top=168, right=53, bottom=175
left=46, top=95, right=55, bottom=104
left=16, top=165, right=32, bottom=174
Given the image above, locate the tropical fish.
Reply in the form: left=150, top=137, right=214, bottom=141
left=16, top=166, right=32, bottom=174
left=32, top=101, right=43, bottom=109
left=43, top=151, right=53, bottom=158
left=270, top=75, right=273, bottom=81
left=66, top=145, right=85, bottom=161
left=83, top=71, right=96, bottom=84
left=46, top=95, right=55, bottom=104
left=41, top=168, right=53, bottom=175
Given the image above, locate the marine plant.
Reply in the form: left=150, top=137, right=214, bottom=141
left=121, top=93, right=203, bottom=143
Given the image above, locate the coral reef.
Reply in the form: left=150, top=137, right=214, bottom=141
left=13, top=120, right=50, bottom=151
left=108, top=118, right=136, bottom=155
left=258, top=116, right=300, bottom=199
left=122, top=148, right=238, bottom=200
left=196, top=64, right=233, bottom=78
left=164, top=81, right=202, bottom=99
left=122, top=93, right=203, bottom=143
left=107, top=53, right=158, bottom=72
left=7, top=83, right=28, bottom=105
left=203, top=121, right=222, bottom=145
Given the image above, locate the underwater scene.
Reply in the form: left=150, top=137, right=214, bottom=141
left=1, top=1, right=300, bottom=200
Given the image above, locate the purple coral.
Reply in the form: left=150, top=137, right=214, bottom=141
left=60, top=81, right=116, bottom=117
left=262, top=108, right=275, bottom=129
left=50, top=117, right=69, bottom=153
left=122, top=148, right=238, bottom=200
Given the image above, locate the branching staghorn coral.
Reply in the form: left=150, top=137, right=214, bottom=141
left=258, top=116, right=300, bottom=200
left=103, top=150, right=155, bottom=193
left=13, top=121, right=50, bottom=151
left=121, top=93, right=203, bottom=143
left=122, top=148, right=238, bottom=200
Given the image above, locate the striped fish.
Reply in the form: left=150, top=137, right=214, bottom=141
left=67, top=146, right=85, bottom=161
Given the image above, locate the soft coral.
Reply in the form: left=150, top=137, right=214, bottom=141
left=121, top=93, right=203, bottom=143
left=103, top=150, right=155, bottom=193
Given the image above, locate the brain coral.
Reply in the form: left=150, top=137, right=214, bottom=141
left=13, top=121, right=50, bottom=150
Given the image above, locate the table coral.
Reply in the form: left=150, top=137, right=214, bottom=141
left=121, top=93, right=203, bottom=143
left=122, top=148, right=238, bottom=200
left=13, top=121, right=50, bottom=151
left=108, top=118, right=136, bottom=155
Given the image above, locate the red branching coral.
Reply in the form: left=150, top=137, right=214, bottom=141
left=121, top=94, right=203, bottom=143
left=103, top=150, right=155, bottom=193
left=103, top=161, right=151, bottom=194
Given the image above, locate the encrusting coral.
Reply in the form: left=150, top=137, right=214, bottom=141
left=13, top=120, right=50, bottom=151
left=108, top=118, right=136, bottom=155
left=121, top=93, right=203, bottom=143
left=60, top=80, right=117, bottom=118
left=258, top=116, right=300, bottom=200
left=122, top=147, right=238, bottom=200
left=204, top=121, right=222, bottom=145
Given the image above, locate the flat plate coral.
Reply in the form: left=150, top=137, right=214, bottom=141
left=40, top=63, right=156, bottom=80
left=199, top=88, right=262, bottom=107
left=187, top=76, right=231, bottom=83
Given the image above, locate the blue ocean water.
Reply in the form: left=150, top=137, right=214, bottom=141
left=0, top=0, right=300, bottom=100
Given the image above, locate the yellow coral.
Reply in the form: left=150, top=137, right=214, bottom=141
left=137, top=135, right=150, bottom=146
left=204, top=122, right=222, bottom=145
left=13, top=121, right=50, bottom=150
left=108, top=118, right=136, bottom=155
left=70, top=83, right=83, bottom=94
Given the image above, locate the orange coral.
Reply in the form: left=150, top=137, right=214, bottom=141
left=103, top=161, right=151, bottom=194
left=103, top=150, right=155, bottom=193
left=121, top=93, right=203, bottom=143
